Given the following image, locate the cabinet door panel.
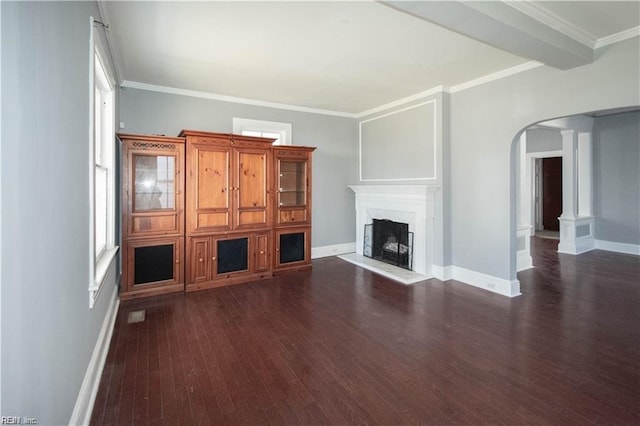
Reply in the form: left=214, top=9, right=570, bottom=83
left=255, top=234, right=270, bottom=272
left=190, top=237, right=211, bottom=283
left=214, top=237, right=250, bottom=276
left=187, top=143, right=231, bottom=233
left=273, top=147, right=314, bottom=229
left=124, top=236, right=184, bottom=291
left=123, top=141, right=184, bottom=239
left=197, top=150, right=229, bottom=210
left=275, top=228, right=310, bottom=270
left=235, top=148, right=270, bottom=229
left=133, top=154, right=176, bottom=211
left=237, top=151, right=267, bottom=209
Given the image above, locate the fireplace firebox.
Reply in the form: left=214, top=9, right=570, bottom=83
left=364, top=219, right=413, bottom=270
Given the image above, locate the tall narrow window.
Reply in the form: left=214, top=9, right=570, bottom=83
left=94, top=52, right=112, bottom=258
left=90, top=18, right=117, bottom=308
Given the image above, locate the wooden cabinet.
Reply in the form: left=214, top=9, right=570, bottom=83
left=119, top=134, right=186, bottom=299
left=273, top=146, right=315, bottom=273
left=187, top=232, right=271, bottom=291
left=182, top=131, right=272, bottom=234
left=181, top=130, right=275, bottom=291
left=120, top=130, right=314, bottom=298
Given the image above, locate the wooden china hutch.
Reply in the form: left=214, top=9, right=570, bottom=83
left=118, top=130, right=315, bottom=300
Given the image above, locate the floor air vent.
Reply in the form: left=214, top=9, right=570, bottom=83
left=127, top=310, right=145, bottom=324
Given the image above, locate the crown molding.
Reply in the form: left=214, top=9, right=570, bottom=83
left=355, top=86, right=444, bottom=118
left=504, top=1, right=597, bottom=48
left=595, top=26, right=640, bottom=49
left=449, top=61, right=543, bottom=94
left=120, top=80, right=358, bottom=118
left=124, top=59, right=546, bottom=120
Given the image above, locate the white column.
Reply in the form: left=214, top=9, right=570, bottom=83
left=517, top=133, right=528, bottom=226
left=578, top=132, right=593, bottom=217
left=531, top=115, right=595, bottom=256
left=560, top=129, right=578, bottom=220
left=558, top=129, right=595, bottom=255
left=517, top=132, right=532, bottom=271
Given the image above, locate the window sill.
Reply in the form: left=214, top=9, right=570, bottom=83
left=90, top=246, right=119, bottom=308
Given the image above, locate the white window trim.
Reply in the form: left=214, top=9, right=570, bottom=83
left=233, top=117, right=292, bottom=145
left=89, top=16, right=118, bottom=308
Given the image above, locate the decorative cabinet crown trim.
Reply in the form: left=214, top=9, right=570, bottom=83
left=132, top=142, right=177, bottom=150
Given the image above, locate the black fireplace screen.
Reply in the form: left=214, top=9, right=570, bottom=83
left=364, top=219, right=413, bottom=271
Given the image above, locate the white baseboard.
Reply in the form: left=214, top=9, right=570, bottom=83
left=332, top=248, right=521, bottom=297
left=69, top=285, right=119, bottom=426
left=595, top=239, right=640, bottom=256
left=517, top=252, right=534, bottom=272
left=449, top=266, right=521, bottom=297
left=312, top=242, right=356, bottom=259
left=430, top=264, right=521, bottom=297
left=558, top=236, right=596, bottom=255
left=432, top=265, right=453, bottom=281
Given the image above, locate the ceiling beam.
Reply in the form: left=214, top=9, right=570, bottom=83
left=379, top=1, right=594, bottom=70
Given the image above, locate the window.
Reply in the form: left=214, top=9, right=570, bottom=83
left=90, top=17, right=117, bottom=308
left=233, top=118, right=292, bottom=145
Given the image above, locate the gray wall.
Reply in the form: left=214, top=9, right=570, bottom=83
left=1, top=2, right=119, bottom=424
left=119, top=88, right=358, bottom=248
left=360, top=101, right=436, bottom=180
left=593, top=111, right=640, bottom=244
left=526, top=128, right=562, bottom=153
left=449, top=37, right=639, bottom=280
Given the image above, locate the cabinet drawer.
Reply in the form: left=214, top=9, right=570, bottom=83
left=278, top=208, right=308, bottom=224
left=132, top=214, right=178, bottom=235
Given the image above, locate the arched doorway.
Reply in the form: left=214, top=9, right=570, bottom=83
left=513, top=106, right=639, bottom=275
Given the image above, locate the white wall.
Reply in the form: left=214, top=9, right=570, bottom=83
left=449, top=37, right=639, bottom=281
left=526, top=128, right=562, bottom=153
left=1, top=2, right=119, bottom=424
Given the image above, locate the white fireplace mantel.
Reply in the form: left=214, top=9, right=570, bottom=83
left=345, top=185, right=440, bottom=282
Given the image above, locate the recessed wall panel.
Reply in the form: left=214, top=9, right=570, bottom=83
left=360, top=101, right=436, bottom=181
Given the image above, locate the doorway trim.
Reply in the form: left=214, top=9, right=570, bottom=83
left=526, top=150, right=562, bottom=236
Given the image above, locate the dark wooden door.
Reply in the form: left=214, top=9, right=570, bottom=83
left=542, top=157, right=562, bottom=231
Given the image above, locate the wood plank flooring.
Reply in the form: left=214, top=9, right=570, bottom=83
left=91, top=238, right=640, bottom=425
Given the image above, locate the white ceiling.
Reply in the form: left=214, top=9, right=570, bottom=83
left=101, top=1, right=640, bottom=116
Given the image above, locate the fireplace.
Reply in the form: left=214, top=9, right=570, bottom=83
left=365, top=219, right=413, bottom=270
left=341, top=185, right=440, bottom=284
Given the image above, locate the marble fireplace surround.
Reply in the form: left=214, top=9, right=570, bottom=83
left=341, top=185, right=439, bottom=284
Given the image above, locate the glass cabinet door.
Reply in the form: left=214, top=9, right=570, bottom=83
left=278, top=161, right=307, bottom=207
left=134, top=154, right=176, bottom=211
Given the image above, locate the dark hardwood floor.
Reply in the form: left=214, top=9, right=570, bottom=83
left=91, top=238, right=640, bottom=425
